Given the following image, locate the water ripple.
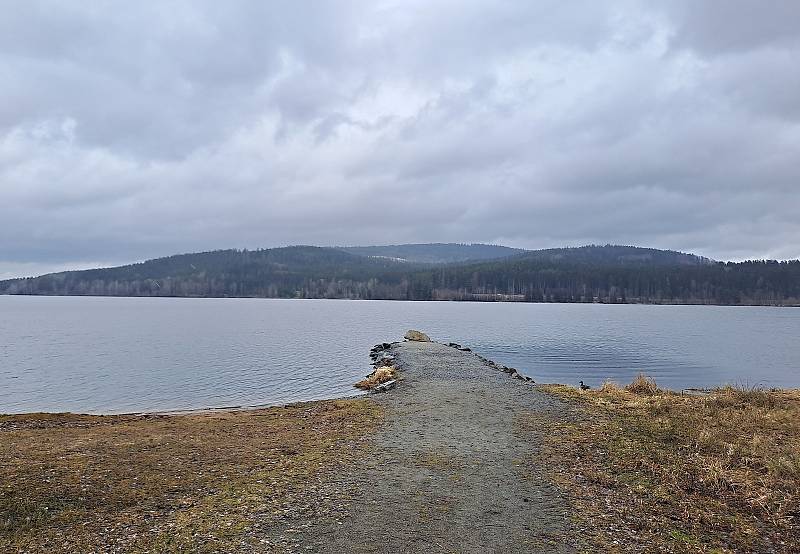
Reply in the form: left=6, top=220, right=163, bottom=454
left=1, top=297, right=799, bottom=413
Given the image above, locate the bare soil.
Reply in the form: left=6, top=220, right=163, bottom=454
left=292, top=340, right=579, bottom=553
left=0, top=400, right=382, bottom=553
left=6, top=340, right=796, bottom=552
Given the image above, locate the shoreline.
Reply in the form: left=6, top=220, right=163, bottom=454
left=2, top=292, right=799, bottom=308
left=3, top=336, right=799, bottom=552
left=3, top=342, right=798, bottom=418
left=0, top=389, right=368, bottom=419
left=0, top=368, right=800, bottom=416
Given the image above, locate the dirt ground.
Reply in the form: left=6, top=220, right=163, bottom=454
left=0, top=400, right=383, bottom=553
left=291, top=341, right=580, bottom=553
left=2, top=341, right=584, bottom=553
left=10, top=340, right=790, bottom=552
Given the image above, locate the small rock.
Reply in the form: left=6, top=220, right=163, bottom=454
left=373, top=379, right=397, bottom=393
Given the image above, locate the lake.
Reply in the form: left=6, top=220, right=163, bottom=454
left=1, top=296, right=799, bottom=414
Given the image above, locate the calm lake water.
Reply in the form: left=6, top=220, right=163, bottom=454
left=1, top=296, right=799, bottom=414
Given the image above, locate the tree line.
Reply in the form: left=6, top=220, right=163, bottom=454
left=2, top=246, right=799, bottom=306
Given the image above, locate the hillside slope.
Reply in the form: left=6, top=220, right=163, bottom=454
left=413, top=246, right=798, bottom=305
left=339, top=243, right=524, bottom=264
left=516, top=245, right=710, bottom=266
left=2, top=244, right=798, bottom=305
left=0, top=246, right=413, bottom=298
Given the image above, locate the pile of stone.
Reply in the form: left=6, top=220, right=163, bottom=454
left=358, top=342, right=401, bottom=392
left=445, top=342, right=534, bottom=383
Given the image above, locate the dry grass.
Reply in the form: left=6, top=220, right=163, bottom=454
left=624, top=372, right=660, bottom=395
left=355, top=366, right=396, bottom=390
left=530, top=378, right=800, bottom=552
left=0, top=399, right=383, bottom=553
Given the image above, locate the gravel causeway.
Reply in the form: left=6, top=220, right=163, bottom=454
left=292, top=340, right=578, bottom=553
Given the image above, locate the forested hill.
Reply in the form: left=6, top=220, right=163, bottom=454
left=514, top=245, right=711, bottom=266
left=339, top=243, right=524, bottom=263
left=415, top=251, right=799, bottom=305
left=1, top=244, right=799, bottom=306
left=0, top=247, right=418, bottom=298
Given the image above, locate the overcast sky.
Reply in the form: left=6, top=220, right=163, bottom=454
left=1, top=1, right=799, bottom=278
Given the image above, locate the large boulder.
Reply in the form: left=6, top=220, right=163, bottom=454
left=404, top=329, right=431, bottom=342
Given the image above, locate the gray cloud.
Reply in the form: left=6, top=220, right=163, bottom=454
left=1, top=1, right=799, bottom=277
left=664, top=1, right=800, bottom=54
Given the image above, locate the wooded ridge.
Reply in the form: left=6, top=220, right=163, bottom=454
left=2, top=244, right=798, bottom=306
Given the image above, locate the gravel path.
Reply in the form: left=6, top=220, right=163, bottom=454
left=292, top=340, right=578, bottom=553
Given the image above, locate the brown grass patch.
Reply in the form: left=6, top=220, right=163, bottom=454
left=623, top=372, right=660, bottom=395
left=0, top=399, right=383, bottom=553
left=530, top=379, right=800, bottom=552
left=355, top=366, right=396, bottom=390
left=598, top=380, right=623, bottom=393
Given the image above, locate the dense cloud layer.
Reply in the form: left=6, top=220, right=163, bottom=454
left=1, top=1, right=799, bottom=278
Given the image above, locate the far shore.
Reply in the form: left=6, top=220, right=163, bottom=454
left=2, top=292, right=799, bottom=307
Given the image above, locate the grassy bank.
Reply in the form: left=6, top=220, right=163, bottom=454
left=523, top=378, right=800, bottom=552
left=0, top=399, right=383, bottom=553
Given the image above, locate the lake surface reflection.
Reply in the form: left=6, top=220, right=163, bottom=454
left=1, top=296, right=798, bottom=414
